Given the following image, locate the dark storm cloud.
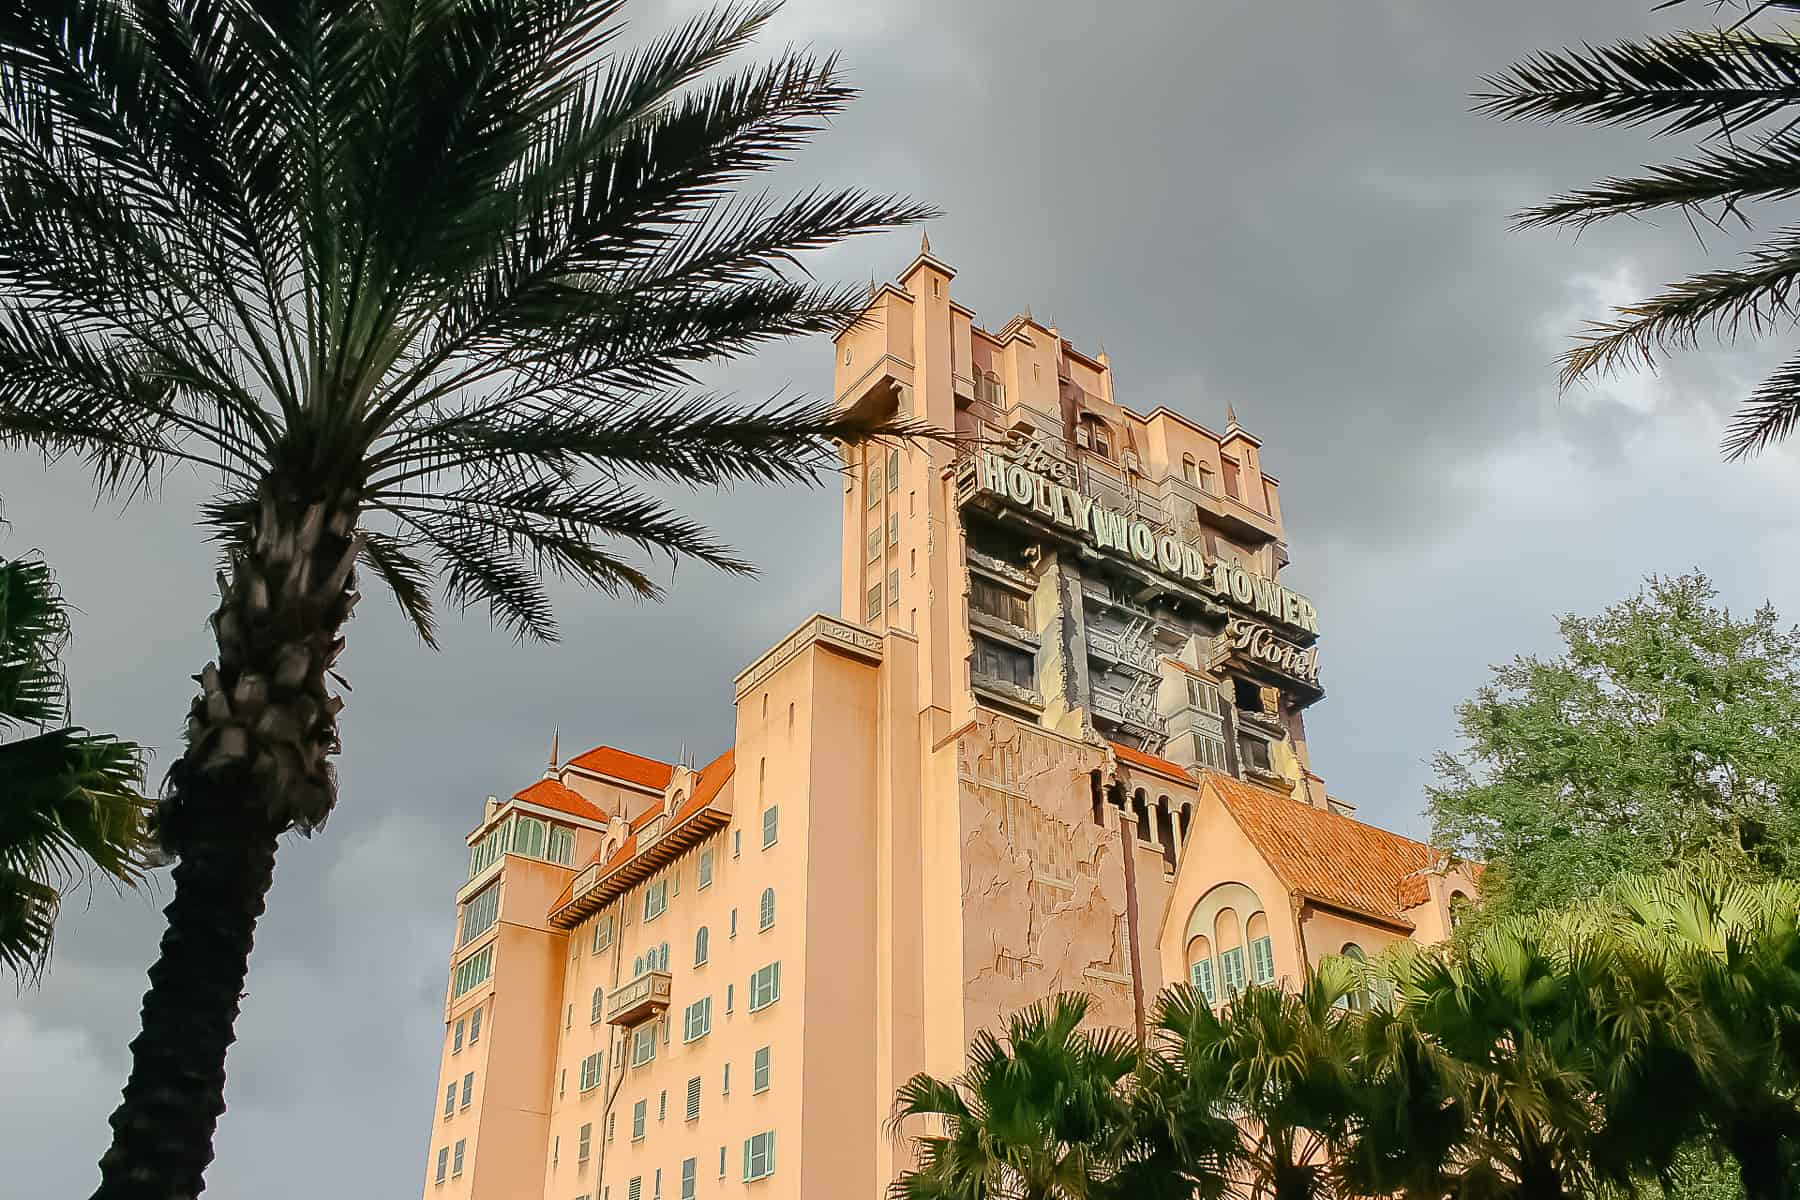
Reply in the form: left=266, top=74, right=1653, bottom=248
left=7, top=1, right=1800, bottom=1195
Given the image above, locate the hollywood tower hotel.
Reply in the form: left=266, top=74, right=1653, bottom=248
left=420, top=241, right=1477, bottom=1200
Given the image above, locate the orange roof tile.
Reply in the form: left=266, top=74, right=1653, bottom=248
left=566, top=745, right=674, bottom=792
left=1204, top=771, right=1437, bottom=930
left=1111, top=741, right=1196, bottom=785
left=512, top=777, right=608, bottom=823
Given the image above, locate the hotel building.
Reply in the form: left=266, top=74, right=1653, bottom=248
left=420, top=242, right=1478, bottom=1200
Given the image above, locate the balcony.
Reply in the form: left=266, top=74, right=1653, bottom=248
left=606, top=970, right=672, bottom=1027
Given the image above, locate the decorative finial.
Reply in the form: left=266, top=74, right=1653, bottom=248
left=545, top=726, right=559, bottom=779
left=920, top=230, right=931, bottom=256
left=869, top=273, right=878, bottom=299
left=1226, top=404, right=1239, bottom=428
left=1025, top=305, right=1034, bottom=322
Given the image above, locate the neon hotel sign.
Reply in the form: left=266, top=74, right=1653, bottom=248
left=970, top=451, right=1320, bottom=637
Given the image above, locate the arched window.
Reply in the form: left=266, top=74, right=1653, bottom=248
left=658, top=942, right=670, bottom=972
left=694, top=926, right=709, bottom=966
left=1186, top=934, right=1217, bottom=1006
left=1449, top=890, right=1471, bottom=930
left=1341, top=943, right=1369, bottom=1011
left=759, top=887, right=776, bottom=932
left=1214, top=907, right=1246, bottom=996
left=1246, top=912, right=1275, bottom=985
left=590, top=986, right=605, bottom=1024
left=632, top=954, right=645, bottom=977
left=1182, top=454, right=1199, bottom=486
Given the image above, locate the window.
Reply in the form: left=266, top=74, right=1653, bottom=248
left=686, top=1076, right=702, bottom=1122
left=969, top=577, right=1030, bottom=628
left=566, top=1004, right=573, bottom=1029
left=1341, top=944, right=1372, bottom=1011
left=720, top=1147, right=728, bottom=1178
left=559, top=1068, right=566, bottom=1098
left=1233, top=676, right=1262, bottom=712
left=580, top=1052, right=604, bottom=1092
left=658, top=942, right=670, bottom=972
left=444, top=1082, right=455, bottom=1118
left=633, top=953, right=644, bottom=976
left=452, top=945, right=493, bottom=998
left=578, top=1122, right=592, bottom=1163
left=761, top=807, right=779, bottom=848
left=453, top=1019, right=465, bottom=1053
left=1191, top=731, right=1228, bottom=773
left=468, top=822, right=506, bottom=879
left=1250, top=936, right=1276, bottom=985
left=459, top=883, right=500, bottom=946
left=866, top=529, right=881, bottom=563
left=753, top=1046, right=771, bottom=1094
left=512, top=815, right=547, bottom=858
left=867, top=464, right=883, bottom=506
left=628, top=1179, right=642, bottom=1200
left=749, top=962, right=781, bottom=1011
left=681, top=1157, right=697, bottom=1200
left=723, top=1063, right=731, bottom=1095
left=593, top=916, right=613, bottom=954
left=1183, top=454, right=1198, bottom=485
left=644, top=878, right=668, bottom=922
left=469, top=1006, right=482, bottom=1043
left=1220, top=946, right=1248, bottom=996
left=547, top=824, right=575, bottom=866
left=435, top=1147, right=448, bottom=1184
left=452, top=1139, right=466, bottom=1178
left=608, top=1112, right=616, bottom=1142
left=461, top=1071, right=473, bottom=1108
left=1237, top=733, right=1272, bottom=776
left=887, top=448, right=901, bottom=490
left=1198, top=463, right=1214, bottom=494
left=1190, top=958, right=1217, bottom=1005
left=694, top=927, right=709, bottom=966
left=656, top=1170, right=664, bottom=1200
left=632, top=1024, right=657, bottom=1067
left=866, top=583, right=882, bottom=622
left=659, top=1090, right=667, bottom=1122
left=698, top=850, right=714, bottom=890
left=971, top=637, right=1034, bottom=689
left=726, top=984, right=734, bottom=1013
left=632, top=1099, right=647, bottom=1141
left=591, top=986, right=605, bottom=1024
left=887, top=513, right=899, bottom=547
left=889, top=569, right=900, bottom=607
left=1187, top=677, right=1221, bottom=714
left=729, top=909, right=737, bottom=938
left=1092, top=431, right=1110, bottom=459
left=742, top=1131, right=776, bottom=1182
left=758, top=888, right=775, bottom=932
left=684, top=997, right=713, bottom=1043
left=1222, top=456, right=1241, bottom=500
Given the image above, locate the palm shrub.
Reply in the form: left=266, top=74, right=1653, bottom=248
left=890, top=993, right=1142, bottom=1200
left=0, top=551, right=148, bottom=982
left=1147, top=966, right=1361, bottom=1200
left=0, top=2, right=932, bottom=1195
left=1477, top=0, right=1800, bottom=458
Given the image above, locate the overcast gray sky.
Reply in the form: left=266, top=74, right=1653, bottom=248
left=7, top=1, right=1800, bottom=1196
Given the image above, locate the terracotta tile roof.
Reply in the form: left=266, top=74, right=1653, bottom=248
left=566, top=745, right=674, bottom=792
left=512, top=777, right=608, bottom=823
left=1204, top=771, right=1437, bottom=930
left=1110, top=741, right=1196, bottom=785
left=546, top=749, right=733, bottom=922
left=1396, top=873, right=1431, bottom=910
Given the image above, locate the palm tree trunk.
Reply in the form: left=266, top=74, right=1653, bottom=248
left=1725, top=1124, right=1794, bottom=1200
left=92, top=489, right=360, bottom=1199
left=93, top=789, right=278, bottom=1199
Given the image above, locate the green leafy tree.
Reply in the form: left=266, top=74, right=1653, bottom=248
left=1478, top=0, right=1800, bottom=457
left=0, top=552, right=148, bottom=981
left=1428, top=573, right=1800, bottom=921
left=0, top=2, right=932, bottom=1194
left=890, top=993, right=1143, bottom=1200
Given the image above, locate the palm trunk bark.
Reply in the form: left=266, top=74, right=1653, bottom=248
left=92, top=488, right=359, bottom=1199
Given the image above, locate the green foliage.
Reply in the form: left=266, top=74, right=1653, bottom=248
left=1477, top=1, right=1800, bottom=457
left=0, top=553, right=147, bottom=982
left=1427, top=573, right=1800, bottom=921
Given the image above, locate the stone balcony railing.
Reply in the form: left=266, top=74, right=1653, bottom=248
left=606, top=970, right=671, bottom=1027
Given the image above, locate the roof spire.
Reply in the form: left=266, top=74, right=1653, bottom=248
left=1226, top=403, right=1239, bottom=428
left=545, top=726, right=559, bottom=778
left=920, top=229, right=931, bottom=256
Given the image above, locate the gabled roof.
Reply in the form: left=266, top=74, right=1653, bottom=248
left=1110, top=742, right=1196, bottom=786
left=512, top=777, right=608, bottom=823
left=1203, top=771, right=1436, bottom=931
left=566, top=745, right=674, bottom=792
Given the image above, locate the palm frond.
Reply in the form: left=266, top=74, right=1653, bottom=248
left=1723, top=346, right=1800, bottom=455
left=1517, top=136, right=1800, bottom=227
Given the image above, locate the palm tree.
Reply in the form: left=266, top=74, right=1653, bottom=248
left=890, top=993, right=1143, bottom=1200
left=1148, top=967, right=1361, bottom=1200
left=1334, top=1000, right=1468, bottom=1200
left=1607, top=868, right=1800, bottom=1200
left=0, top=550, right=148, bottom=982
left=1476, top=0, right=1800, bottom=458
left=0, top=2, right=933, bottom=1194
